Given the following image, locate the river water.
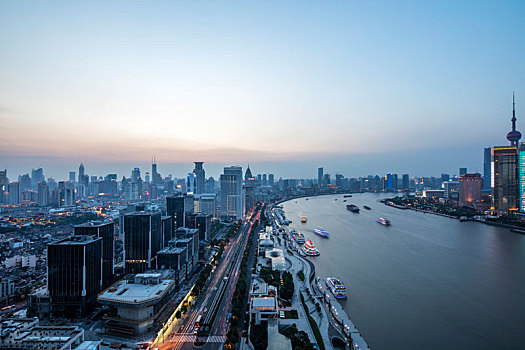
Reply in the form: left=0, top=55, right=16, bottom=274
left=282, top=193, right=525, bottom=350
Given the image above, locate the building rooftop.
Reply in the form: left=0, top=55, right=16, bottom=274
left=252, top=297, right=277, bottom=310
left=75, top=220, right=111, bottom=227
left=98, top=277, right=175, bottom=305
left=158, top=246, right=186, bottom=255
left=50, top=235, right=101, bottom=245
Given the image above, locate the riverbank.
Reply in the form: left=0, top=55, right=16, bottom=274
left=271, top=200, right=371, bottom=350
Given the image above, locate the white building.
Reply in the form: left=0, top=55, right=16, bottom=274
left=4, top=254, right=37, bottom=268
left=249, top=280, right=278, bottom=325
left=265, top=248, right=286, bottom=271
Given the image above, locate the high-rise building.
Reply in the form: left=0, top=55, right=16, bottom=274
left=166, top=194, right=194, bottom=228
left=31, top=168, right=44, bottom=190
left=459, top=168, right=467, bottom=176
left=459, top=173, right=483, bottom=208
left=483, top=147, right=492, bottom=191
left=47, top=235, right=102, bottom=318
left=220, top=166, right=244, bottom=220
left=74, top=221, right=115, bottom=288
left=161, top=215, right=173, bottom=248
left=7, top=182, right=20, bottom=205
left=492, top=146, right=519, bottom=214
left=318, top=167, right=324, bottom=186
left=198, top=194, right=217, bottom=217
left=79, top=163, right=85, bottom=178
left=402, top=174, right=410, bottom=191
left=193, top=162, right=205, bottom=194
left=519, top=143, right=525, bottom=212
left=58, top=181, right=75, bottom=206
left=335, top=174, right=344, bottom=189
left=262, top=174, right=267, bottom=186
left=69, top=171, right=76, bottom=182
left=268, top=174, right=274, bottom=187
left=123, top=212, right=162, bottom=274
left=37, top=181, right=49, bottom=206
left=186, top=172, right=196, bottom=193
left=0, top=169, right=7, bottom=203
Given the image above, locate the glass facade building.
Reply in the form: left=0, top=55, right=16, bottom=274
left=491, top=146, right=519, bottom=214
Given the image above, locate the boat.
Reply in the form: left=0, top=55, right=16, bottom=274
left=343, top=200, right=347, bottom=202
left=313, top=228, right=330, bottom=238
left=346, top=204, right=360, bottom=213
left=325, top=277, right=347, bottom=299
left=377, top=217, right=391, bottom=226
left=459, top=216, right=468, bottom=222
left=293, top=231, right=306, bottom=244
left=302, top=239, right=320, bottom=256
left=363, top=205, right=371, bottom=210
left=301, top=216, right=308, bottom=223
left=344, top=195, right=352, bottom=198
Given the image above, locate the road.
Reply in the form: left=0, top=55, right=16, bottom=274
left=157, top=207, right=261, bottom=350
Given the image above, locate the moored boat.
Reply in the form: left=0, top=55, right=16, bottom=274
left=344, top=194, right=353, bottom=198
left=313, top=228, right=330, bottom=238
left=377, top=217, right=391, bottom=226
left=363, top=205, right=371, bottom=210
left=302, top=239, right=320, bottom=256
left=325, top=277, right=347, bottom=299
left=293, top=231, right=306, bottom=244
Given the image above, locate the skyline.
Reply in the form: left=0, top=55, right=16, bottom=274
left=1, top=1, right=524, bottom=178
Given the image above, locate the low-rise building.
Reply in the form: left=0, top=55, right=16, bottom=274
left=265, top=248, right=286, bottom=271
left=0, top=318, right=92, bottom=350
left=249, top=280, right=278, bottom=325
left=98, top=273, right=176, bottom=337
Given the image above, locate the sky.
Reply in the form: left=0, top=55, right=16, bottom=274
left=1, top=1, right=524, bottom=179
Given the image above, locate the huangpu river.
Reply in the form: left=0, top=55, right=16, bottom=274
left=282, top=193, right=525, bottom=350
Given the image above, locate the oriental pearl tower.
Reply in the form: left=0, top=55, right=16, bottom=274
left=507, top=93, right=521, bottom=147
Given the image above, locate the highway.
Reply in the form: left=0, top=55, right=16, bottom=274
left=157, top=206, right=261, bottom=350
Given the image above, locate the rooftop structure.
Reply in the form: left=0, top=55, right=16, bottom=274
left=98, top=273, right=176, bottom=337
left=0, top=318, right=86, bottom=350
left=265, top=248, right=286, bottom=271
left=507, top=93, right=521, bottom=147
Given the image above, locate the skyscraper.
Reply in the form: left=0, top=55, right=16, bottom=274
left=193, top=162, right=205, bottom=194
left=74, top=221, right=115, bottom=288
left=402, top=174, right=410, bottom=191
left=220, top=166, right=244, bottom=220
left=268, top=174, right=274, bottom=187
left=37, top=181, right=49, bottom=206
left=31, top=168, right=44, bottom=190
left=318, top=167, right=324, bottom=186
left=519, top=143, right=525, bottom=212
left=492, top=146, right=519, bottom=214
left=69, top=171, right=76, bottom=182
left=123, top=212, right=162, bottom=274
left=79, top=163, right=85, bottom=178
left=459, top=173, right=483, bottom=208
left=166, top=194, right=194, bottom=229
left=0, top=169, right=7, bottom=204
left=483, top=147, right=492, bottom=190
left=47, top=235, right=102, bottom=318
left=187, top=172, right=196, bottom=193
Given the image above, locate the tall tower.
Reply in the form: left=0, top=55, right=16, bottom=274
left=193, top=162, right=205, bottom=194
left=507, top=93, right=521, bottom=147
left=79, top=163, right=85, bottom=178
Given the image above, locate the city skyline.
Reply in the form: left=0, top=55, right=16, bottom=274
left=1, top=1, right=524, bottom=178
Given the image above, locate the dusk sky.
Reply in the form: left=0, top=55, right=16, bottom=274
left=1, top=1, right=524, bottom=179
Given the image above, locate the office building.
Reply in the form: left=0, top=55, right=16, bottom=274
left=171, top=228, right=199, bottom=276
left=318, top=167, right=324, bottom=185
left=7, top=182, right=20, bottom=205
left=193, top=162, right=205, bottom=194
left=443, top=181, right=459, bottom=201
left=161, top=215, right=173, bottom=248
left=268, top=174, right=274, bottom=186
left=519, top=143, right=525, bottom=211
left=186, top=172, right=196, bottom=193
left=492, top=146, right=519, bottom=214
left=74, top=221, right=115, bottom=288
left=220, top=166, right=244, bottom=220
left=157, top=247, right=186, bottom=287
left=0, top=169, right=7, bottom=203
left=197, top=194, right=217, bottom=217
left=47, top=235, right=102, bottom=318
left=402, top=174, right=410, bottom=191
left=166, top=193, right=194, bottom=228
left=459, top=173, right=483, bottom=208
left=123, top=212, right=162, bottom=274
left=37, top=181, right=49, bottom=206
left=69, top=171, right=76, bottom=182
left=484, top=147, right=492, bottom=190
left=335, top=174, right=344, bottom=189
left=58, top=181, right=75, bottom=206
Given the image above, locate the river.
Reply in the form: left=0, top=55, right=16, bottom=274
left=282, top=193, right=525, bottom=350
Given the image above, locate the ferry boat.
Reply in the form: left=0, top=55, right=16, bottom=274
left=313, top=228, right=330, bottom=238
left=301, top=216, right=308, bottom=223
left=377, top=217, right=391, bottom=226
left=346, top=204, right=360, bottom=213
left=302, top=239, right=320, bottom=256
left=293, top=231, right=306, bottom=244
left=325, top=277, right=347, bottom=299
left=363, top=205, right=371, bottom=210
